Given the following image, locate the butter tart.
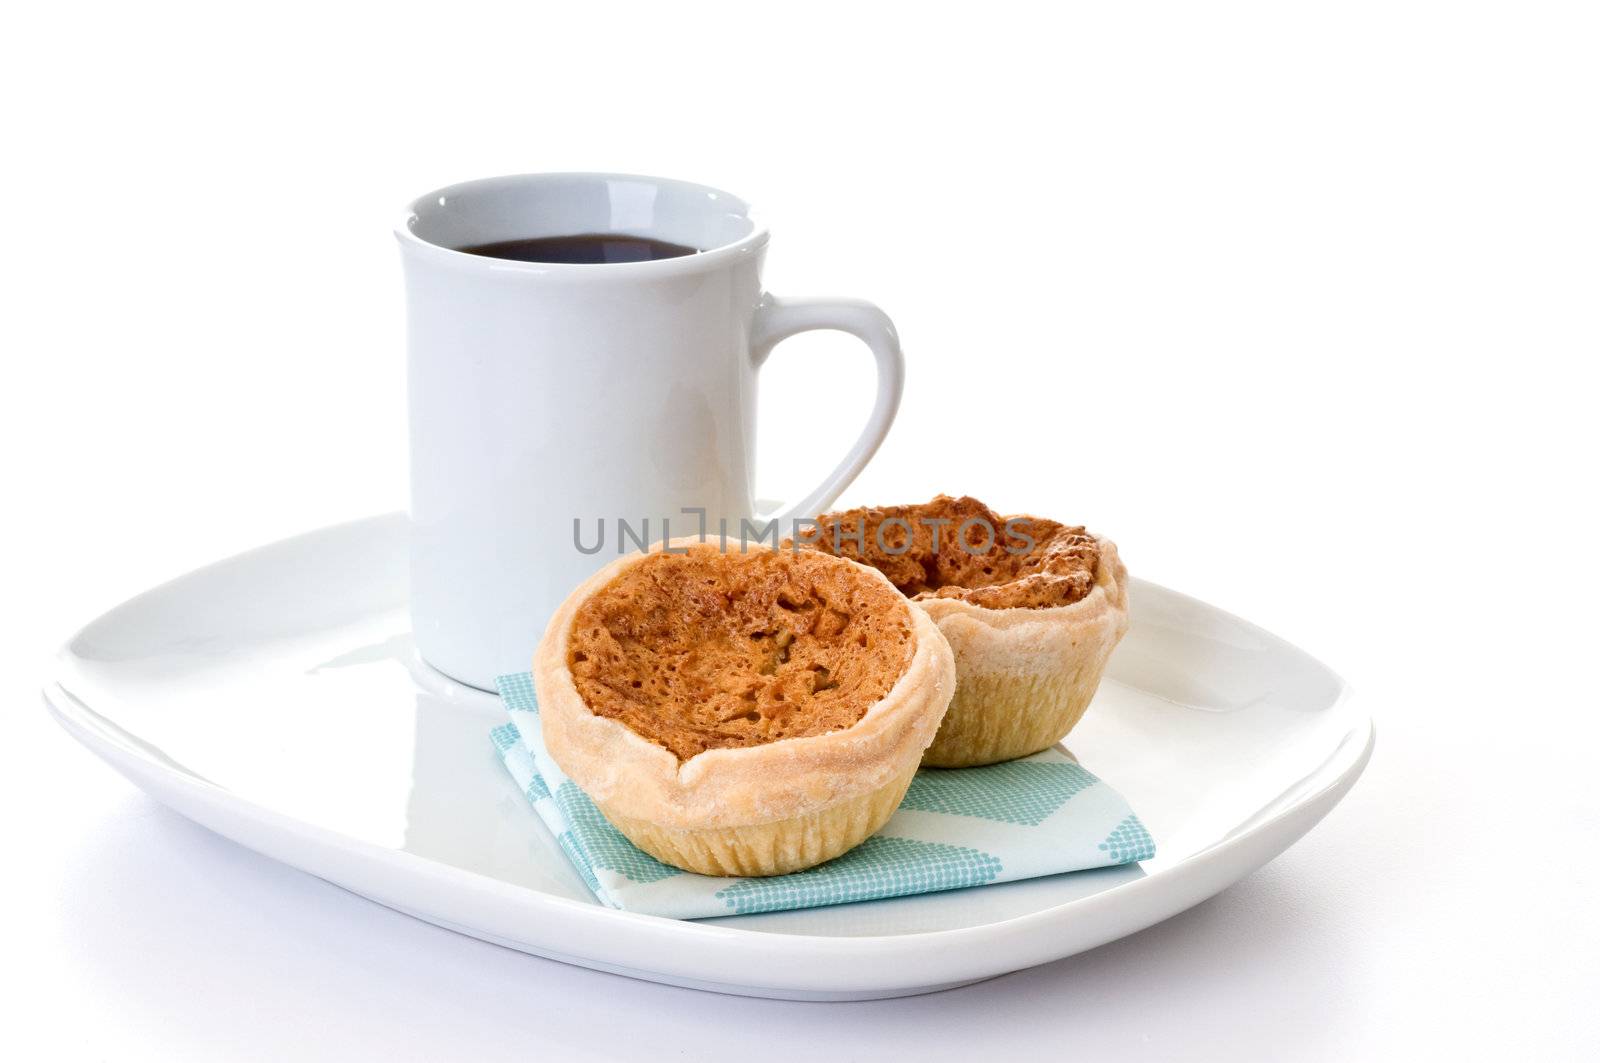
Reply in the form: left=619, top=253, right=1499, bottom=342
left=534, top=540, right=956, bottom=877
left=798, top=495, right=1129, bottom=767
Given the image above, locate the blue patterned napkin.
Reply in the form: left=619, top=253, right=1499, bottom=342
left=492, top=672, right=1154, bottom=920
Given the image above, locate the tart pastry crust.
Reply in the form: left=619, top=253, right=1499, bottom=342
left=535, top=540, right=956, bottom=876
left=802, top=497, right=1130, bottom=767
left=914, top=541, right=1127, bottom=766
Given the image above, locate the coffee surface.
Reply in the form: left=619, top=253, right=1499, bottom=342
left=456, top=233, right=698, bottom=264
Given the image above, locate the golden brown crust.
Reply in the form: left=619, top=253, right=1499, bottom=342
left=534, top=539, right=957, bottom=874
left=599, top=763, right=919, bottom=877
left=795, top=495, right=1100, bottom=610
left=567, top=546, right=912, bottom=761
left=916, top=539, right=1130, bottom=766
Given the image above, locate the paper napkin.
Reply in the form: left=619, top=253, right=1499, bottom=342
left=492, top=672, right=1154, bottom=920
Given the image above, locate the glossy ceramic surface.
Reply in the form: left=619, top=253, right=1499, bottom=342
left=400, top=173, right=904, bottom=690
left=45, top=515, right=1371, bottom=1000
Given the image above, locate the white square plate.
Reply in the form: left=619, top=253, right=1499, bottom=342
left=44, top=515, right=1371, bottom=1000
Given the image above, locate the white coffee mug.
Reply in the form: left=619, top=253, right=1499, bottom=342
left=398, top=173, right=904, bottom=690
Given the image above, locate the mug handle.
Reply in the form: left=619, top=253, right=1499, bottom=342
left=751, top=294, right=905, bottom=529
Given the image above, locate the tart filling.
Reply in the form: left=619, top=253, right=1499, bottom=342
left=797, top=494, right=1100, bottom=610
left=567, top=545, right=914, bottom=761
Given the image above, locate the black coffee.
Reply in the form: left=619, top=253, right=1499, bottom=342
left=456, top=233, right=700, bottom=264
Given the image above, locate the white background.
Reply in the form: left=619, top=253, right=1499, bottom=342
left=4, top=1, right=1597, bottom=1059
